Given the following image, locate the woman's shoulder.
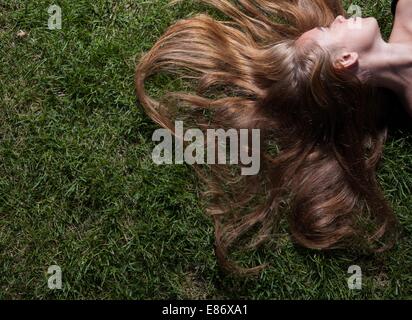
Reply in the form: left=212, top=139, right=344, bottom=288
left=389, top=0, right=412, bottom=43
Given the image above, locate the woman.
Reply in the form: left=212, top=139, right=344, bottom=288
left=135, top=0, right=410, bottom=275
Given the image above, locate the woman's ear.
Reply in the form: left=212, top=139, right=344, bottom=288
left=334, top=51, right=359, bottom=70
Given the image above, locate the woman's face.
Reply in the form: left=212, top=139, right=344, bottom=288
left=297, top=15, right=381, bottom=53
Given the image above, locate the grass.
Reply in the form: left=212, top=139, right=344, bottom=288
left=0, top=0, right=410, bottom=299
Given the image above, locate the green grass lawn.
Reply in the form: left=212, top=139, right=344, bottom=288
left=0, top=0, right=411, bottom=299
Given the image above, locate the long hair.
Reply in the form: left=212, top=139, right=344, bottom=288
left=135, top=0, right=398, bottom=275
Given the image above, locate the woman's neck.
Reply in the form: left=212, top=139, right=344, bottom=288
left=358, top=39, right=412, bottom=96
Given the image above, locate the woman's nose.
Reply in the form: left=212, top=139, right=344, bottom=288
left=335, top=15, right=346, bottom=23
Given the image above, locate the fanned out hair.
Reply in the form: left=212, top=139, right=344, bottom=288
left=135, top=0, right=398, bottom=275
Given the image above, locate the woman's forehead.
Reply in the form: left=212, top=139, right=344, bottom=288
left=296, top=28, right=323, bottom=47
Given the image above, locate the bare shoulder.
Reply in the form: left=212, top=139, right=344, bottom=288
left=389, top=0, right=412, bottom=43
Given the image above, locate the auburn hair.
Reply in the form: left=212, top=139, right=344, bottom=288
left=135, top=0, right=398, bottom=275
